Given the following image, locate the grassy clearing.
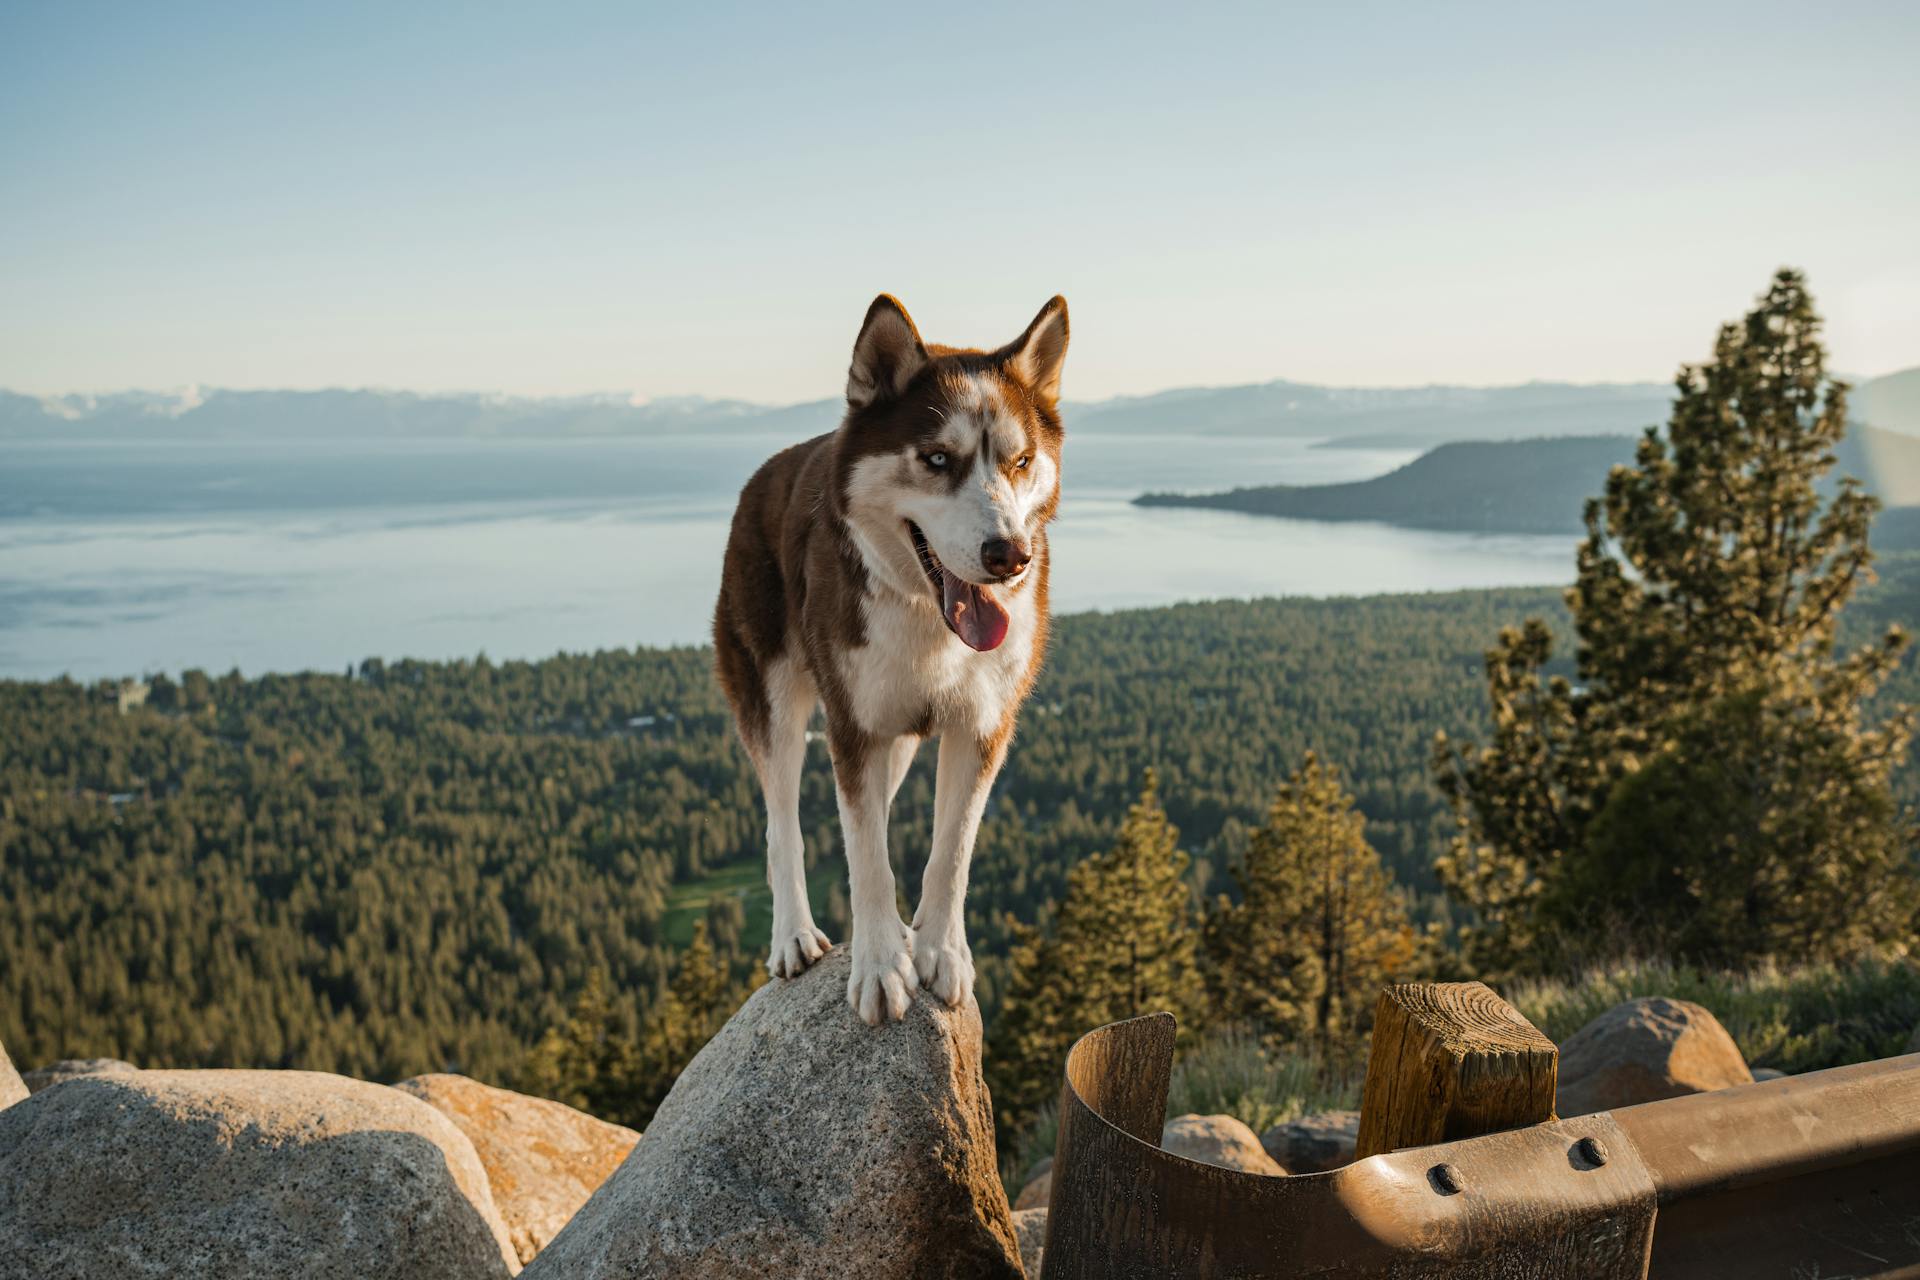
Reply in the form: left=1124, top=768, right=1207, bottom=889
left=661, top=857, right=840, bottom=950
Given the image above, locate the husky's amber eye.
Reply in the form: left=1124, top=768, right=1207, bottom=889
left=922, top=451, right=949, bottom=471
left=1015, top=454, right=1032, bottom=471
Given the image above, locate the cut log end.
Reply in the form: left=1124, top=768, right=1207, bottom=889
left=1355, top=981, right=1558, bottom=1159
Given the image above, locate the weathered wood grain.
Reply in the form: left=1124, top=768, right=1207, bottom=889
left=1355, top=982, right=1558, bottom=1159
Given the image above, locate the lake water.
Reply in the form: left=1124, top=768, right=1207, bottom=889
left=0, top=433, right=1577, bottom=680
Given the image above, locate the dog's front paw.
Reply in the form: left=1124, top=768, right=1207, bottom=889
left=910, top=927, right=975, bottom=1008
left=848, top=935, right=916, bottom=1025
left=768, top=920, right=832, bottom=980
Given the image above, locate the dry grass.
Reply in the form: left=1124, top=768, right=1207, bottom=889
left=1502, top=953, right=1920, bottom=1074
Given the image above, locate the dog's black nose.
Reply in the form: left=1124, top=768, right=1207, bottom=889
left=981, top=538, right=1031, bottom=579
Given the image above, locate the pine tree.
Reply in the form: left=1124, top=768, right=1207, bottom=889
left=1061, top=770, right=1206, bottom=1021
left=520, top=923, right=761, bottom=1129
left=624, top=920, right=762, bottom=1126
left=986, top=770, right=1204, bottom=1136
left=1207, top=752, right=1418, bottom=1059
left=520, top=968, right=640, bottom=1119
left=982, top=920, right=1066, bottom=1138
left=1434, top=269, right=1917, bottom=971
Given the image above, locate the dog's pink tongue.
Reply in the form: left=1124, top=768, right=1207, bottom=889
left=941, top=569, right=1010, bottom=652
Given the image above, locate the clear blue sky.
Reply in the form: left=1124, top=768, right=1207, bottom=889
left=3, top=1, right=1916, bottom=402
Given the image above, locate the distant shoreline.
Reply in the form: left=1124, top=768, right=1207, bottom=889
left=1141, top=430, right=1920, bottom=541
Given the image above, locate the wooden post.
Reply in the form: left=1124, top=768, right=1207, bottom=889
left=1354, top=981, right=1557, bottom=1159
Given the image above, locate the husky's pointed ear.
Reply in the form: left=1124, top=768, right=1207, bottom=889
left=846, top=294, right=929, bottom=408
left=999, top=295, right=1070, bottom=403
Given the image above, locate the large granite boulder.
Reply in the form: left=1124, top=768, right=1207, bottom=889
left=523, top=945, right=1022, bottom=1280
left=0, top=1069, right=520, bottom=1279
left=0, top=1041, right=24, bottom=1111
left=1260, top=1109, right=1359, bottom=1174
left=22, top=1058, right=137, bottom=1095
left=1556, top=997, right=1753, bottom=1116
left=1161, top=1113, right=1287, bottom=1175
left=396, top=1073, right=640, bottom=1265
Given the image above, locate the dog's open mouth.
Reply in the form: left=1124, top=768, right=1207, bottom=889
left=908, top=522, right=1010, bottom=652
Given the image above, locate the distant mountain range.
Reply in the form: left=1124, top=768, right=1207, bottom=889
left=5, top=368, right=1915, bottom=446
left=1078, top=380, right=1679, bottom=447
left=1856, top=367, right=1920, bottom=436
left=2, top=381, right=1660, bottom=444
left=0, top=387, right=846, bottom=441
left=1139, top=425, right=1920, bottom=546
left=1123, top=366, right=1920, bottom=544
left=10, top=369, right=1917, bottom=536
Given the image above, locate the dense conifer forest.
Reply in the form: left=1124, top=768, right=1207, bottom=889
left=6, top=557, right=1916, bottom=1089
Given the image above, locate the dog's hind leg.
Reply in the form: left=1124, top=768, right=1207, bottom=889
left=910, top=731, right=1005, bottom=1008
left=757, top=656, right=831, bottom=979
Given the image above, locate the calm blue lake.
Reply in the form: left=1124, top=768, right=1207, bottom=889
left=0, top=432, right=1576, bottom=680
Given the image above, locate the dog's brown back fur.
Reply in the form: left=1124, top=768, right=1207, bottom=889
left=712, top=432, right=866, bottom=751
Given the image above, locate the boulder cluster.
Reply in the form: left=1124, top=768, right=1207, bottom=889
left=1, top=979, right=1885, bottom=1279
left=0, top=947, right=1020, bottom=1279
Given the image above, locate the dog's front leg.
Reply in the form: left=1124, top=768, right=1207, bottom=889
left=759, top=660, right=831, bottom=980
left=911, top=731, right=1004, bottom=1008
left=832, top=730, right=916, bottom=1024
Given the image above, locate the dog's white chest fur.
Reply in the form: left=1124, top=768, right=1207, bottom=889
left=840, top=582, right=1039, bottom=742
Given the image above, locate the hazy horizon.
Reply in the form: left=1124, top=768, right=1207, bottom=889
left=9, top=363, right=1915, bottom=410
left=4, top=297, right=1913, bottom=408
left=9, top=371, right=1682, bottom=406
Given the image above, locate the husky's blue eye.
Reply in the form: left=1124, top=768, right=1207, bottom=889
left=1016, top=454, right=1032, bottom=470
left=923, top=451, right=948, bottom=470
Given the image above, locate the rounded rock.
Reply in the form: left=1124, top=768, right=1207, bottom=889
left=0, top=1069, right=519, bottom=1279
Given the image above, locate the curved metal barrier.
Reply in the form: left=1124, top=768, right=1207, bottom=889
left=1041, top=1012, right=1920, bottom=1279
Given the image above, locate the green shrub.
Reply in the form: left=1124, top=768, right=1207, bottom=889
left=1162, top=1025, right=1360, bottom=1135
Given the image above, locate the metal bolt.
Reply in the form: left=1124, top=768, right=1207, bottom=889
left=1428, top=1162, right=1464, bottom=1195
left=1574, top=1136, right=1610, bottom=1167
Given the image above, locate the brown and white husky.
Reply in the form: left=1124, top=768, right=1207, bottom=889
left=713, top=295, right=1068, bottom=1023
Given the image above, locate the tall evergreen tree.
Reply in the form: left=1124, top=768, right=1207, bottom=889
left=1206, top=752, right=1417, bottom=1059
left=1434, top=269, right=1917, bottom=971
left=637, top=919, right=731, bottom=1080
left=987, top=770, right=1204, bottom=1136
left=521, top=968, right=640, bottom=1120
left=982, top=920, right=1066, bottom=1138
left=520, top=923, right=760, bottom=1128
